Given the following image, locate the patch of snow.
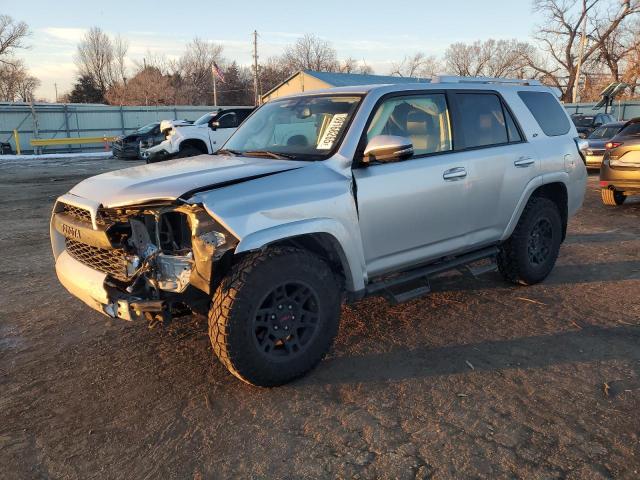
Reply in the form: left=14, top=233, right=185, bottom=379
left=0, top=152, right=113, bottom=162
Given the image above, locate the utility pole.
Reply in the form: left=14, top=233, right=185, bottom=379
left=54, top=83, right=58, bottom=103
left=253, top=30, right=260, bottom=106
left=572, top=11, right=588, bottom=103
left=212, top=66, right=218, bottom=106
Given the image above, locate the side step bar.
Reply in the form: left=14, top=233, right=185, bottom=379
left=365, top=246, right=499, bottom=304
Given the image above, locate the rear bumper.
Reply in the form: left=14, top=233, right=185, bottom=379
left=585, top=154, right=604, bottom=168
left=600, top=161, right=640, bottom=192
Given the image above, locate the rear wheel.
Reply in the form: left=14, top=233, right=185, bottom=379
left=498, top=197, right=562, bottom=285
left=601, top=188, right=626, bottom=206
left=208, top=247, right=341, bottom=387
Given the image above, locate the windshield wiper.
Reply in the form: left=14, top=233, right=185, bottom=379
left=217, top=148, right=242, bottom=156
left=243, top=150, right=297, bottom=160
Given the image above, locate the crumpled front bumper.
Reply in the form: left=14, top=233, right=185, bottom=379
left=55, top=250, right=151, bottom=321
left=141, top=140, right=176, bottom=163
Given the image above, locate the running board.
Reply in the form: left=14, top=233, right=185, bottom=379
left=365, top=246, right=499, bottom=304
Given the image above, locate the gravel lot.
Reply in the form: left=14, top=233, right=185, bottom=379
left=1, top=156, right=639, bottom=479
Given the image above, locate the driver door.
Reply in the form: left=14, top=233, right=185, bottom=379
left=208, top=112, right=239, bottom=151
left=353, top=92, right=472, bottom=277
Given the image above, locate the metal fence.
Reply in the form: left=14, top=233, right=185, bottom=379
left=563, top=101, right=640, bottom=121
left=0, top=102, right=236, bottom=154
left=2, top=99, right=639, bottom=155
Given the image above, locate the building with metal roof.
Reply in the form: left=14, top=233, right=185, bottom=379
left=261, top=70, right=428, bottom=103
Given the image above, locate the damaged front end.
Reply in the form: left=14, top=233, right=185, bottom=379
left=51, top=198, right=237, bottom=322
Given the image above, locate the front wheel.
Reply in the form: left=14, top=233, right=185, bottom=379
left=497, top=197, right=562, bottom=285
left=601, top=188, right=626, bottom=206
left=175, top=146, right=203, bottom=158
left=208, top=247, right=342, bottom=387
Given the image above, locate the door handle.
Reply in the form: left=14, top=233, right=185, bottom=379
left=443, top=167, right=467, bottom=181
left=514, top=156, right=535, bottom=167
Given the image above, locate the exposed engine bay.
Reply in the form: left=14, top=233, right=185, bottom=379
left=52, top=200, right=238, bottom=323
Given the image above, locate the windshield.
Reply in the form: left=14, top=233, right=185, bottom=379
left=572, top=115, right=594, bottom=127
left=588, top=125, right=621, bottom=139
left=136, top=122, right=158, bottom=134
left=194, top=113, right=216, bottom=126
left=222, top=95, right=361, bottom=160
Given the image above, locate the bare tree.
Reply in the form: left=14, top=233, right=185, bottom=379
left=178, top=37, right=224, bottom=104
left=390, top=52, right=441, bottom=77
left=106, top=66, right=175, bottom=106
left=0, top=60, right=39, bottom=101
left=113, top=35, right=129, bottom=84
left=528, top=0, right=640, bottom=101
left=283, top=34, right=338, bottom=72
left=0, top=15, right=29, bottom=65
left=75, top=27, right=116, bottom=98
left=445, top=39, right=535, bottom=78
left=339, top=57, right=374, bottom=74
left=258, top=55, right=294, bottom=96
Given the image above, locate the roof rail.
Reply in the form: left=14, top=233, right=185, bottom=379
left=431, top=75, right=542, bottom=86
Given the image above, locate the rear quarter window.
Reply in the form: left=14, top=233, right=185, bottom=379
left=518, top=91, right=570, bottom=137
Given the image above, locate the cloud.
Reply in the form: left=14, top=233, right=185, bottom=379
left=40, top=27, right=88, bottom=44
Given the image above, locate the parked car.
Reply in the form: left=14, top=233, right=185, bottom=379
left=112, top=122, right=164, bottom=160
left=599, top=117, right=640, bottom=205
left=143, top=108, right=254, bottom=163
left=583, top=121, right=626, bottom=169
left=571, top=112, right=617, bottom=138
left=50, top=77, right=586, bottom=386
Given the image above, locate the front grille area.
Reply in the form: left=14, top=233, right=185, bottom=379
left=62, top=203, right=93, bottom=224
left=61, top=203, right=119, bottom=226
left=65, top=238, right=129, bottom=281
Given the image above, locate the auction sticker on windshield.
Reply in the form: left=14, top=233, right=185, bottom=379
left=317, top=114, right=348, bottom=150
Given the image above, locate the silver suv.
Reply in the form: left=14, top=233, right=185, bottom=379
left=51, top=76, right=587, bottom=386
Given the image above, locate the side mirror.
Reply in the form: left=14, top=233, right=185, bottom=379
left=210, top=121, right=219, bottom=131
left=362, top=135, right=413, bottom=164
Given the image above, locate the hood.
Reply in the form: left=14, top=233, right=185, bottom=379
left=70, top=154, right=308, bottom=208
left=121, top=134, right=141, bottom=143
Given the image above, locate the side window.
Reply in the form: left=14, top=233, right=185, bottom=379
left=518, top=91, right=570, bottom=136
left=236, top=109, right=253, bottom=122
left=366, top=93, right=452, bottom=157
left=505, top=107, right=522, bottom=143
left=216, top=112, right=238, bottom=129
left=453, top=93, right=509, bottom=149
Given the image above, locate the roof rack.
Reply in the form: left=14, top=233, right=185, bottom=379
left=430, top=75, right=542, bottom=86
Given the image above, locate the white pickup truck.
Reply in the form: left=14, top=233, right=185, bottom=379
left=142, top=107, right=254, bottom=163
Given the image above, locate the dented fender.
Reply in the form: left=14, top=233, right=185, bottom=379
left=236, top=218, right=366, bottom=291
left=190, top=162, right=367, bottom=292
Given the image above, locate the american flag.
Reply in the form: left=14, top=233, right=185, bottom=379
left=212, top=62, right=225, bottom=83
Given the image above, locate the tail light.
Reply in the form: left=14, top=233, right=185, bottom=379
left=574, top=137, right=589, bottom=163
left=605, top=142, right=623, bottom=150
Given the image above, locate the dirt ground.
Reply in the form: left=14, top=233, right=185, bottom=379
left=1, top=156, right=639, bottom=479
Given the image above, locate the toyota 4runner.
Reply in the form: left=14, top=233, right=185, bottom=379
left=51, top=76, right=587, bottom=386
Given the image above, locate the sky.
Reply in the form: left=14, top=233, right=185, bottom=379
left=5, top=0, right=544, bottom=101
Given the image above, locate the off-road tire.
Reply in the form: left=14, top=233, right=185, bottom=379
left=601, top=188, right=626, bottom=206
left=208, top=247, right=341, bottom=387
left=175, top=146, right=203, bottom=158
left=497, top=196, right=562, bottom=286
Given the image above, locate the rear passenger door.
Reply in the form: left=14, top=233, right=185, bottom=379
left=448, top=91, right=538, bottom=244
